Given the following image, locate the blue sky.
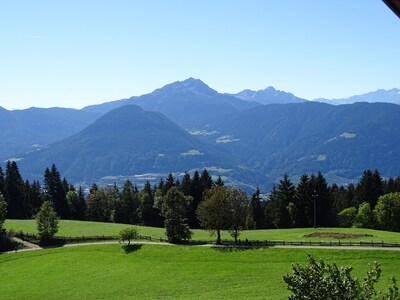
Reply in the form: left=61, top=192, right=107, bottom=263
left=1, top=1, right=399, bottom=110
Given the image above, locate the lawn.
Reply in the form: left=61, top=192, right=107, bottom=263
left=5, top=219, right=400, bottom=243
left=1, top=244, right=400, bottom=299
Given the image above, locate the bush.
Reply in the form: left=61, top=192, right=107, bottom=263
left=284, top=254, right=399, bottom=300
left=119, top=227, right=139, bottom=245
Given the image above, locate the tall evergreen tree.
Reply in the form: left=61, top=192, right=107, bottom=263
left=138, top=181, right=162, bottom=227
left=162, top=186, right=192, bottom=243
left=161, top=173, right=175, bottom=195
left=310, top=172, right=332, bottom=227
left=43, top=164, right=69, bottom=219
left=250, top=188, right=265, bottom=229
left=29, top=180, right=43, bottom=217
left=295, top=174, right=313, bottom=227
left=275, top=174, right=295, bottom=228
left=188, top=170, right=202, bottom=228
left=200, top=169, right=213, bottom=190
left=0, top=166, right=4, bottom=195
left=180, top=172, right=191, bottom=195
left=4, top=161, right=26, bottom=218
left=355, top=170, right=383, bottom=209
left=114, top=180, right=139, bottom=224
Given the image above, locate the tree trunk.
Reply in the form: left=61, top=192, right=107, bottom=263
left=217, top=229, right=221, bottom=245
left=234, top=230, right=238, bottom=244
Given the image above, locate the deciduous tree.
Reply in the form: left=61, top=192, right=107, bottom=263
left=197, top=186, right=229, bottom=244
left=374, top=193, right=400, bottom=232
left=36, top=201, right=59, bottom=244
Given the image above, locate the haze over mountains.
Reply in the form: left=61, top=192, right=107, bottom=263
left=2, top=78, right=400, bottom=192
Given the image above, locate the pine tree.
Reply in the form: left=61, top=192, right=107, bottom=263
left=180, top=172, right=191, bottom=195
left=0, top=166, right=4, bottom=195
left=114, top=180, right=139, bottom=224
left=4, top=161, right=26, bottom=218
left=162, top=187, right=192, bottom=243
left=250, top=188, right=265, bottom=229
left=295, top=174, right=313, bottom=227
left=200, top=169, right=213, bottom=190
left=355, top=170, right=383, bottom=209
left=311, top=172, right=332, bottom=227
left=43, top=164, right=69, bottom=219
left=215, top=175, right=224, bottom=187
left=188, top=170, right=202, bottom=228
left=275, top=174, right=295, bottom=228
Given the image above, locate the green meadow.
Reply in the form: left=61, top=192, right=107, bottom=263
left=2, top=244, right=400, bottom=300
left=5, top=219, right=400, bottom=243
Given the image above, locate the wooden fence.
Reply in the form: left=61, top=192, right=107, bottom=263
left=11, top=231, right=400, bottom=248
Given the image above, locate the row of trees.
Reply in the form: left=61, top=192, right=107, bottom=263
left=3, top=160, right=400, bottom=237
left=251, top=170, right=400, bottom=230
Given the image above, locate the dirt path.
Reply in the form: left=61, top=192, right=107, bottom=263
left=12, top=237, right=41, bottom=250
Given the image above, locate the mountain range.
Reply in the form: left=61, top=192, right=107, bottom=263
left=2, top=78, right=400, bottom=192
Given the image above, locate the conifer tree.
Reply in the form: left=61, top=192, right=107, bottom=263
left=311, top=172, right=332, bottom=227
left=188, top=170, right=202, bottom=228
left=0, top=166, right=4, bottom=195
left=215, top=175, right=224, bottom=187
left=275, top=174, right=295, bottom=228
left=200, top=169, right=213, bottom=190
left=162, top=186, right=192, bottom=243
left=355, top=170, right=383, bottom=209
left=43, top=164, right=69, bottom=219
left=180, top=172, right=191, bottom=195
left=0, top=193, right=7, bottom=231
left=4, top=161, right=26, bottom=218
left=295, top=174, right=313, bottom=227
left=250, top=188, right=264, bottom=229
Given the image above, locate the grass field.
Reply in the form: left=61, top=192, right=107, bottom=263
left=5, top=219, right=400, bottom=243
left=1, top=244, right=400, bottom=299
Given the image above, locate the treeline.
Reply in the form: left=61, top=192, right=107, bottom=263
left=258, top=170, right=400, bottom=230
left=0, top=161, right=224, bottom=229
left=2, top=160, right=400, bottom=232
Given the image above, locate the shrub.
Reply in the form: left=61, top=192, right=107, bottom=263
left=284, top=254, right=399, bottom=299
left=119, top=227, right=139, bottom=245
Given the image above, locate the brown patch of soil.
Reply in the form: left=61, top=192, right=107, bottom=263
left=304, top=232, right=373, bottom=239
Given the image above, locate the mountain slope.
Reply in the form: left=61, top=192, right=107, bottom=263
left=228, top=86, right=306, bottom=105
left=0, top=107, right=100, bottom=160
left=203, top=102, right=400, bottom=185
left=19, top=105, right=260, bottom=189
left=83, top=78, right=260, bottom=128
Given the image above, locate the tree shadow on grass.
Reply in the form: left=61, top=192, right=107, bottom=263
left=212, top=246, right=257, bottom=253
left=122, top=244, right=142, bottom=254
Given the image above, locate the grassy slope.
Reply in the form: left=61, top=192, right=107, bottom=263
left=5, top=219, right=400, bottom=243
left=1, top=245, right=400, bottom=300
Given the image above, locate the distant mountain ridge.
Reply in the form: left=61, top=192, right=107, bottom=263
left=315, top=88, right=400, bottom=105
left=228, top=86, right=306, bottom=105
left=0, top=107, right=100, bottom=160
left=83, top=78, right=260, bottom=128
